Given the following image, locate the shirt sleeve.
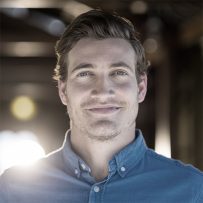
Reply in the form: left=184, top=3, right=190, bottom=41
left=0, top=174, right=9, bottom=203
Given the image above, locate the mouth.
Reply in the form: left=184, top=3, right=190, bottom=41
left=86, top=106, right=122, bottom=115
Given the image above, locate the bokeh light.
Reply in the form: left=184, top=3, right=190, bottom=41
left=130, top=1, right=148, bottom=14
left=143, top=38, right=158, bottom=54
left=10, top=96, right=37, bottom=121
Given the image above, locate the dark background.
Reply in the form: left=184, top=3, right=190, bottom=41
left=0, top=0, right=202, bottom=170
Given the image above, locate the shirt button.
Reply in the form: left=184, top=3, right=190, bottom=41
left=120, top=166, right=126, bottom=172
left=74, top=169, right=79, bottom=175
left=81, top=163, right=86, bottom=170
left=93, top=186, right=100, bottom=193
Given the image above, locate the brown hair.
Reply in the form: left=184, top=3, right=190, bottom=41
left=54, top=9, right=149, bottom=81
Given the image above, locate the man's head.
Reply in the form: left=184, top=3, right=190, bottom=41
left=55, top=9, right=149, bottom=141
left=54, top=9, right=149, bottom=82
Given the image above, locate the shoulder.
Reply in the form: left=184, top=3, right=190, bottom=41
left=143, top=149, right=203, bottom=201
left=145, top=148, right=203, bottom=181
left=0, top=148, right=63, bottom=185
left=0, top=148, right=68, bottom=202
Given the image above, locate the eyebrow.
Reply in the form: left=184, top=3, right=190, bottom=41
left=71, top=63, right=94, bottom=74
left=71, top=61, right=133, bottom=74
left=110, top=62, right=133, bottom=71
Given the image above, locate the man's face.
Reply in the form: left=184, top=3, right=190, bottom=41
left=59, top=38, right=147, bottom=141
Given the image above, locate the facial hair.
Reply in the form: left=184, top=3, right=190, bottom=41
left=68, top=96, right=137, bottom=142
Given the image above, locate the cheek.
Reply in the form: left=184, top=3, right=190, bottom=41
left=118, top=82, right=138, bottom=99
left=121, top=88, right=138, bottom=114
left=66, top=83, right=90, bottom=109
left=68, top=80, right=93, bottom=94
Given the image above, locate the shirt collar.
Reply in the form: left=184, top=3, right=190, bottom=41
left=61, top=129, right=147, bottom=178
left=62, top=130, right=91, bottom=177
left=113, top=129, right=147, bottom=177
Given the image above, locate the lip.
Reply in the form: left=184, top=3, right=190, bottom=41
left=85, top=106, right=122, bottom=115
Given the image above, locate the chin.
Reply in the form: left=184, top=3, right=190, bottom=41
left=86, top=121, right=120, bottom=141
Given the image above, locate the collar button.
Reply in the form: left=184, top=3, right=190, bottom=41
left=120, top=166, right=126, bottom=172
left=74, top=169, right=79, bottom=175
left=93, top=186, right=100, bottom=193
left=81, top=163, right=86, bottom=170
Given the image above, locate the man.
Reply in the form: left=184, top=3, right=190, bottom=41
left=0, top=9, right=203, bottom=203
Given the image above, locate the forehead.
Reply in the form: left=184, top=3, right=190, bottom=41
left=67, top=38, right=137, bottom=69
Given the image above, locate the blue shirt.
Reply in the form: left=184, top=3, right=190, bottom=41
left=0, top=129, right=203, bottom=203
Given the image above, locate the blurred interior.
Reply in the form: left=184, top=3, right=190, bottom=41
left=0, top=0, right=202, bottom=172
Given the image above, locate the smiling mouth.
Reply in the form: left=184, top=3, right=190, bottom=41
left=87, top=107, right=122, bottom=114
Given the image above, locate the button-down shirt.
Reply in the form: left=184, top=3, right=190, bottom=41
left=0, top=129, right=203, bottom=203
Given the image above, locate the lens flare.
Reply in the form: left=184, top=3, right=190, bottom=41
left=0, top=131, right=45, bottom=174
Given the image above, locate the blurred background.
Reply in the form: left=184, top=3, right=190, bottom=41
left=0, top=0, right=202, bottom=174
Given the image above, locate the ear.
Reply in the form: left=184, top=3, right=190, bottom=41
left=138, top=73, right=147, bottom=103
left=58, top=80, right=68, bottom=105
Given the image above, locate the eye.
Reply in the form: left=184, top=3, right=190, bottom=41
left=111, top=70, right=128, bottom=77
left=76, top=71, right=94, bottom=78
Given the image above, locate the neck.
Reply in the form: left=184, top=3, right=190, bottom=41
left=70, top=125, right=136, bottom=181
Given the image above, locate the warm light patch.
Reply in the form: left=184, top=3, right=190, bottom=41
left=10, top=96, right=36, bottom=120
left=155, top=127, right=171, bottom=158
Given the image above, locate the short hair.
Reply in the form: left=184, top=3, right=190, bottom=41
left=54, top=9, right=149, bottom=82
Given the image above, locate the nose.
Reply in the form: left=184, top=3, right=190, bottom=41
left=91, top=75, right=115, bottom=99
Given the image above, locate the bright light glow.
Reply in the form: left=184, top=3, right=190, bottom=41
left=10, top=96, right=36, bottom=121
left=2, top=42, right=54, bottom=57
left=155, top=127, right=171, bottom=158
left=143, top=38, right=158, bottom=54
left=0, top=131, right=45, bottom=174
left=63, top=1, right=92, bottom=19
left=130, top=1, right=148, bottom=14
left=0, top=0, right=57, bottom=8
